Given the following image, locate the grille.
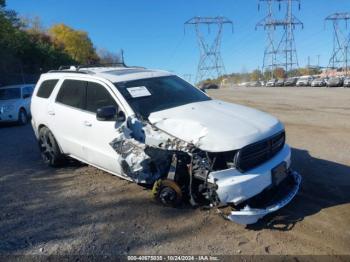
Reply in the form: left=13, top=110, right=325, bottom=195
left=234, top=131, right=285, bottom=172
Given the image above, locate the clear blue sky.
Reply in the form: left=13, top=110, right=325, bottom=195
left=7, top=0, right=350, bottom=80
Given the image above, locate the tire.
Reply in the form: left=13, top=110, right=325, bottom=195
left=38, top=127, right=64, bottom=167
left=18, top=109, right=28, bottom=125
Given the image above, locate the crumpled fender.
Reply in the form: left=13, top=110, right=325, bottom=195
left=227, top=171, right=302, bottom=225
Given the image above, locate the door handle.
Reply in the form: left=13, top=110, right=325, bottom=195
left=48, top=110, right=55, bottom=116
left=83, top=121, right=92, bottom=127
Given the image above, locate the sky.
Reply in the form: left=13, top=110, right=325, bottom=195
left=7, top=0, right=350, bottom=81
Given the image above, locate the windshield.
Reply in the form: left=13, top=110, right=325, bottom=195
left=115, top=75, right=211, bottom=119
left=0, top=88, right=21, bottom=100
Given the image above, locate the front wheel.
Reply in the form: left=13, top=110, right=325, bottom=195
left=38, top=127, right=64, bottom=167
left=18, top=109, right=28, bottom=125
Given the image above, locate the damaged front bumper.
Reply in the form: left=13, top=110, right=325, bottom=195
left=227, top=171, right=301, bottom=224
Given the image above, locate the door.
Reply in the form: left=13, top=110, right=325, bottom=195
left=49, top=79, right=87, bottom=160
left=79, top=81, right=124, bottom=175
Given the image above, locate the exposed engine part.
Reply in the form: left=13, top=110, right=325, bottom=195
left=109, top=118, right=224, bottom=207
left=152, top=179, right=183, bottom=206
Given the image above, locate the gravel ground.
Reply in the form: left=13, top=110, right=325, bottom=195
left=0, top=87, right=349, bottom=256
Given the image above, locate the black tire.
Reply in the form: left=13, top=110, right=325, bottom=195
left=38, top=127, right=64, bottom=167
left=18, top=109, right=28, bottom=125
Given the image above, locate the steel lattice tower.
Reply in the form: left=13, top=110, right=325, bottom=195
left=257, top=0, right=303, bottom=75
left=325, top=12, right=350, bottom=75
left=185, top=17, right=233, bottom=83
left=256, top=0, right=277, bottom=77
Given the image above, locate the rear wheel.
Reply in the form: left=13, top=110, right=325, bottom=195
left=38, top=127, right=64, bottom=167
left=18, top=109, right=28, bottom=125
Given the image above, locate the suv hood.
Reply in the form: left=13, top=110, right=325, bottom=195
left=148, top=100, right=284, bottom=152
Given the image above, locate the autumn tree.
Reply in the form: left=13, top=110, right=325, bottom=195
left=49, top=24, right=99, bottom=64
left=273, top=67, right=286, bottom=79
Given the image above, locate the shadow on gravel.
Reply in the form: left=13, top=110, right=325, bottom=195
left=248, top=148, right=350, bottom=231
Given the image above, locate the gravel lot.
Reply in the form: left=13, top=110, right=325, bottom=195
left=0, top=87, right=349, bottom=256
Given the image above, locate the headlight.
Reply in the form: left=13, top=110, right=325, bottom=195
left=1, top=105, right=15, bottom=112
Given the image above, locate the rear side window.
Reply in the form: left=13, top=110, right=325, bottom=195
left=36, top=79, right=58, bottom=98
left=56, top=80, right=86, bottom=110
left=86, top=82, right=117, bottom=113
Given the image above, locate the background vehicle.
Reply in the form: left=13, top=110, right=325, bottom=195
left=343, top=77, right=350, bottom=87
left=199, top=82, right=219, bottom=90
left=0, top=84, right=34, bottom=125
left=311, top=78, right=326, bottom=87
left=275, top=79, right=285, bottom=87
left=284, top=77, right=298, bottom=86
left=296, top=76, right=313, bottom=86
left=30, top=65, right=300, bottom=224
left=266, top=79, right=277, bottom=87
left=327, top=77, right=343, bottom=87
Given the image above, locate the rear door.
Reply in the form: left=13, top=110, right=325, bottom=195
left=50, top=79, right=88, bottom=160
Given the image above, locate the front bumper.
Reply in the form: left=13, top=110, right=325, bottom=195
left=207, top=144, right=301, bottom=224
left=227, top=171, right=301, bottom=224
left=208, top=144, right=291, bottom=205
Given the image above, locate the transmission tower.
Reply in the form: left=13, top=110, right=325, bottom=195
left=325, top=12, right=350, bottom=75
left=257, top=0, right=303, bottom=76
left=256, top=0, right=277, bottom=78
left=184, top=16, right=233, bottom=84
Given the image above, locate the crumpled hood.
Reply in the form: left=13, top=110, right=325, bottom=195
left=148, top=100, right=284, bottom=152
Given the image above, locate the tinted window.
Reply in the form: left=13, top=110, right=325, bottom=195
left=115, top=76, right=210, bottom=119
left=0, top=88, right=21, bottom=100
left=86, top=82, right=117, bottom=113
left=23, top=86, right=33, bottom=98
left=56, top=80, right=86, bottom=109
left=36, top=80, right=58, bottom=98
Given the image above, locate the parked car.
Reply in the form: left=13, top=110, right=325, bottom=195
left=311, top=78, right=326, bottom=87
left=275, top=79, right=285, bottom=87
left=327, top=77, right=343, bottom=87
left=199, top=82, right=219, bottom=90
left=0, top=84, right=34, bottom=125
left=284, top=77, right=298, bottom=86
left=296, top=76, right=313, bottom=86
left=31, top=65, right=301, bottom=225
left=343, top=77, right=350, bottom=87
left=249, top=81, right=261, bottom=87
left=266, top=79, right=277, bottom=87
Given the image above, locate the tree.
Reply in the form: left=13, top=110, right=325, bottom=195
left=98, top=48, right=122, bottom=64
left=49, top=24, right=99, bottom=64
left=273, top=67, right=286, bottom=79
left=250, top=69, right=263, bottom=81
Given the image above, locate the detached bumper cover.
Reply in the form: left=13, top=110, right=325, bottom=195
left=227, top=171, right=302, bottom=225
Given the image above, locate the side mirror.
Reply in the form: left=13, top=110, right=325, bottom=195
left=116, top=111, right=126, bottom=122
left=96, top=106, right=117, bottom=121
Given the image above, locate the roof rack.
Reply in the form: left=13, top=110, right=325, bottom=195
left=48, top=62, right=145, bottom=74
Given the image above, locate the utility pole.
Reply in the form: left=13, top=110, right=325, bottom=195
left=185, top=16, right=233, bottom=84
left=325, top=12, right=350, bottom=76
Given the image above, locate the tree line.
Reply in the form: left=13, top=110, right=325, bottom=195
left=0, top=0, right=121, bottom=86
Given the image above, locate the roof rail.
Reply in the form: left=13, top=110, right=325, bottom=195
left=48, top=70, right=89, bottom=74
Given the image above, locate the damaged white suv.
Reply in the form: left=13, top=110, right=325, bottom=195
left=31, top=65, right=301, bottom=224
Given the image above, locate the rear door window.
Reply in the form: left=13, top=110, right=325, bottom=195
left=36, top=80, right=59, bottom=98
left=85, top=82, right=117, bottom=113
left=56, top=80, right=86, bottom=110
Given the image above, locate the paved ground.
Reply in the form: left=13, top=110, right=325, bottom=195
left=0, top=87, right=349, bottom=256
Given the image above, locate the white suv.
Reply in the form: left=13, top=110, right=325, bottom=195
left=31, top=65, right=301, bottom=224
left=0, top=84, right=35, bottom=125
